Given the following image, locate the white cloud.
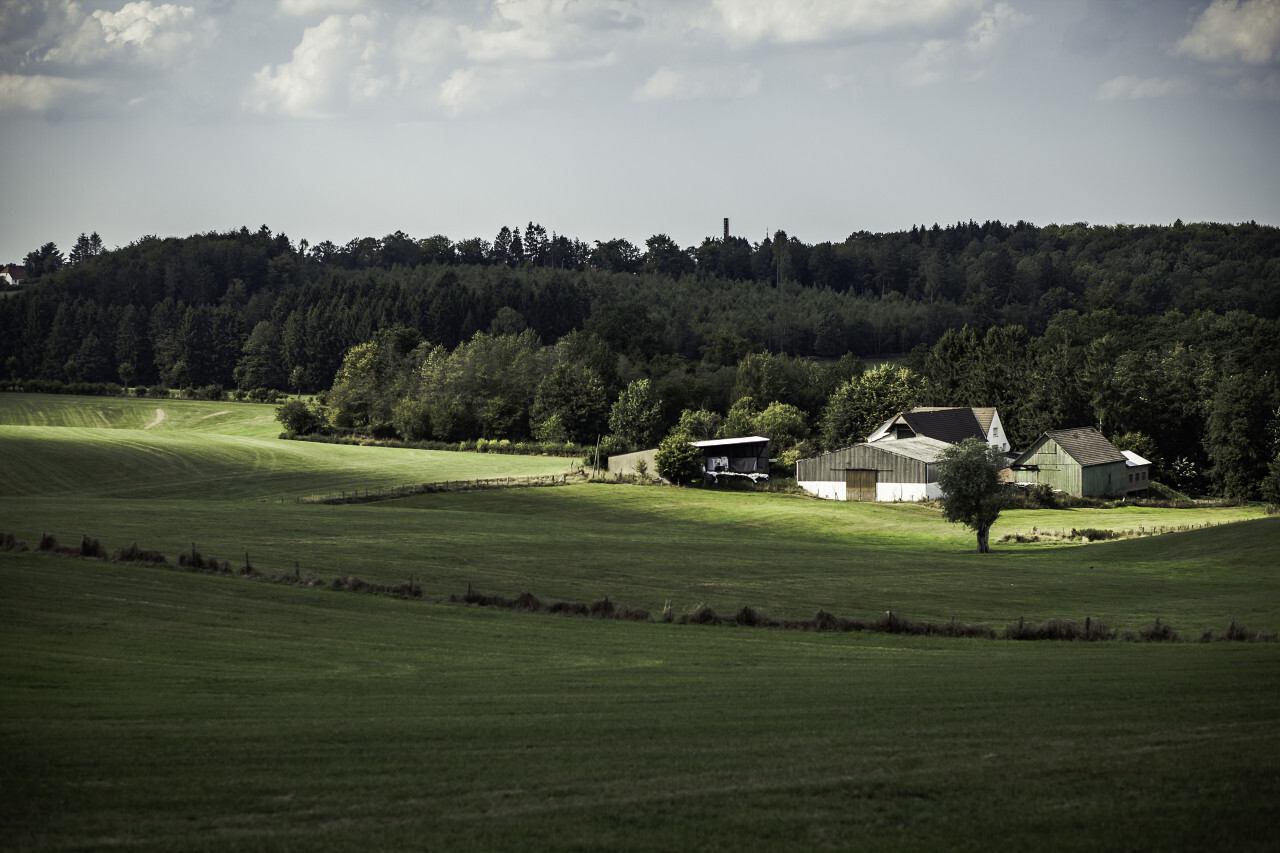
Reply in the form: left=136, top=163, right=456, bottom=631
left=245, top=13, right=388, bottom=117
left=0, top=1, right=212, bottom=114
left=278, top=0, right=367, bottom=16
left=1174, top=0, right=1280, bottom=66
left=1227, top=69, right=1280, bottom=97
left=458, top=0, right=647, bottom=64
left=1096, top=74, right=1197, bottom=100
left=0, top=71, right=101, bottom=113
left=710, top=0, right=985, bottom=46
left=438, top=67, right=477, bottom=112
left=632, top=64, right=762, bottom=101
left=41, top=1, right=201, bottom=67
left=901, top=1, right=1029, bottom=86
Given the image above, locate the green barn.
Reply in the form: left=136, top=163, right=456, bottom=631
left=1010, top=428, right=1128, bottom=497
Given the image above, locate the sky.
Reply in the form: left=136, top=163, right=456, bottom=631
left=1, top=0, right=1278, bottom=263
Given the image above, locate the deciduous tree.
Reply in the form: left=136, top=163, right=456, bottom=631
left=936, top=438, right=1008, bottom=554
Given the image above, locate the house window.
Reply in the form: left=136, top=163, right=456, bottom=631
left=991, top=427, right=998, bottom=438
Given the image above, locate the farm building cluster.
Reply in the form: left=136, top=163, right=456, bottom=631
left=609, top=405, right=1151, bottom=502
left=797, top=408, right=1150, bottom=502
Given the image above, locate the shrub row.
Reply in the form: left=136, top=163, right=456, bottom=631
left=0, top=379, right=289, bottom=402
left=286, top=432, right=590, bottom=458
left=7, top=531, right=1276, bottom=643
left=451, top=586, right=651, bottom=621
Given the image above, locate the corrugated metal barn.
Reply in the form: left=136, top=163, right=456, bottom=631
left=797, top=437, right=950, bottom=501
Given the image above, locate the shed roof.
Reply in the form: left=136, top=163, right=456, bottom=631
left=690, top=435, right=770, bottom=449
left=862, top=435, right=953, bottom=464
left=1042, top=428, right=1126, bottom=467
left=1121, top=450, right=1151, bottom=467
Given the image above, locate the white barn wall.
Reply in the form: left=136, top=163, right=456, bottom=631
left=798, top=480, right=941, bottom=502
left=875, top=482, right=942, bottom=502
left=798, top=480, right=846, bottom=500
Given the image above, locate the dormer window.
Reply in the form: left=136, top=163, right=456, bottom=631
left=895, top=426, right=914, bottom=440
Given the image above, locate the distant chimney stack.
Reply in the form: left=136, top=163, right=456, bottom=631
left=723, top=218, right=729, bottom=241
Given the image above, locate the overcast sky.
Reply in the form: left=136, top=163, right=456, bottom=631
left=2, top=0, right=1278, bottom=262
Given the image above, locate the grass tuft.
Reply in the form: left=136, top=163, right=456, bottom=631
left=679, top=604, right=722, bottom=625
left=733, top=605, right=777, bottom=628
left=511, top=590, right=542, bottom=612
left=1, top=532, right=29, bottom=552
left=1138, top=617, right=1178, bottom=643
left=79, top=535, right=108, bottom=560
left=36, top=532, right=78, bottom=556
left=112, top=541, right=167, bottom=564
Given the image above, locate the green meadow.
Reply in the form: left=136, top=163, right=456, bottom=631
left=1, top=393, right=1278, bottom=850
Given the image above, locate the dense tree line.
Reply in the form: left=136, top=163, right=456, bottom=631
left=2, top=220, right=1277, bottom=498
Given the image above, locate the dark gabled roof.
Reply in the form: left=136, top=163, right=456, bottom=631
left=1042, top=428, right=1127, bottom=467
left=902, top=408, right=985, bottom=445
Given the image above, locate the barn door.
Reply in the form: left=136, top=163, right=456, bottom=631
left=844, top=469, right=877, bottom=501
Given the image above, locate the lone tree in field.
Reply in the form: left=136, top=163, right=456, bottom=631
left=936, top=438, right=1008, bottom=554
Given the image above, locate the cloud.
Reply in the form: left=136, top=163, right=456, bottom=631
left=458, top=0, right=642, bottom=64
left=278, top=0, right=367, bottom=16
left=632, top=64, right=762, bottom=101
left=0, top=0, right=212, bottom=114
left=901, top=1, right=1029, bottom=86
left=709, top=0, right=985, bottom=46
left=0, top=71, right=102, bottom=113
left=245, top=12, right=388, bottom=117
left=438, top=67, right=477, bottom=112
left=1174, top=0, right=1280, bottom=66
left=41, top=1, right=201, bottom=67
left=1095, top=74, right=1197, bottom=100
left=1227, top=69, right=1280, bottom=97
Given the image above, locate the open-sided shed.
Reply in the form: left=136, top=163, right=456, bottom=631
left=692, top=435, right=771, bottom=482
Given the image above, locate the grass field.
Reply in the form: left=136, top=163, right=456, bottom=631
left=3, top=554, right=1277, bottom=852
left=0, top=394, right=576, bottom=500
left=1, top=392, right=1278, bottom=850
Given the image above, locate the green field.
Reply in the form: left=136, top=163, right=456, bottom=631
left=1, top=393, right=1278, bottom=850
left=0, top=394, right=576, bottom=500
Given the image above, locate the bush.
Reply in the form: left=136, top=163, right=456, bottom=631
left=79, top=535, right=108, bottom=560
left=276, top=398, right=325, bottom=436
left=188, top=384, right=224, bottom=401
left=655, top=429, right=704, bottom=485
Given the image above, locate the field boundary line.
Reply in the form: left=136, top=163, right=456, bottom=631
left=296, top=469, right=588, bottom=505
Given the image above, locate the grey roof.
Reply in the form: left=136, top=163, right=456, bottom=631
left=862, top=436, right=953, bottom=464
left=1043, top=428, right=1127, bottom=467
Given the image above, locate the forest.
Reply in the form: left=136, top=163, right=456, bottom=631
left=2, top=219, right=1278, bottom=500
